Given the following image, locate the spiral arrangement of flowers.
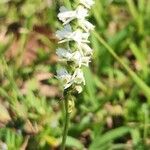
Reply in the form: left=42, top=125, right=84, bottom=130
left=56, top=0, right=95, bottom=93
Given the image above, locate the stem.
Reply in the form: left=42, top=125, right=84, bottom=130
left=64, top=0, right=72, bottom=9
left=93, top=31, right=150, bottom=100
left=61, top=96, right=70, bottom=150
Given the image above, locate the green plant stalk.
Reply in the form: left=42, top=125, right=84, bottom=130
left=64, top=0, right=72, bottom=9
left=1, top=57, right=24, bottom=102
left=126, top=0, right=144, bottom=35
left=16, top=17, right=33, bottom=68
left=143, top=106, right=149, bottom=141
left=93, top=31, right=150, bottom=100
left=61, top=96, right=70, bottom=150
left=0, top=88, right=11, bottom=101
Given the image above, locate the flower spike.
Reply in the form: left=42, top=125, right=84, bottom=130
left=56, top=1, right=94, bottom=93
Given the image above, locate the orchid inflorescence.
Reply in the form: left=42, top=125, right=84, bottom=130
left=56, top=0, right=94, bottom=93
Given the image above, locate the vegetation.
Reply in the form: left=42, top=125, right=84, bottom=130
left=0, top=0, right=150, bottom=149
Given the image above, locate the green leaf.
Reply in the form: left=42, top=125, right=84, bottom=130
left=93, top=31, right=150, bottom=100
left=89, top=127, right=130, bottom=150
left=83, top=67, right=97, bottom=108
left=130, top=42, right=148, bottom=76
left=66, top=136, right=84, bottom=150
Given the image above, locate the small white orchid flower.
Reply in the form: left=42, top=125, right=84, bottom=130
left=73, top=68, right=85, bottom=85
left=78, top=43, right=93, bottom=55
left=78, top=19, right=94, bottom=32
left=57, top=49, right=90, bottom=67
left=58, top=6, right=94, bottom=32
left=58, top=6, right=76, bottom=24
left=76, top=6, right=88, bottom=20
left=0, top=142, right=7, bottom=150
left=58, top=6, right=88, bottom=25
left=56, top=48, right=72, bottom=60
left=71, top=29, right=90, bottom=43
left=74, top=85, right=83, bottom=93
left=71, top=51, right=90, bottom=67
left=56, top=26, right=90, bottom=44
left=56, top=24, right=72, bottom=41
left=80, top=0, right=95, bottom=9
left=57, top=68, right=85, bottom=89
left=56, top=68, right=73, bottom=89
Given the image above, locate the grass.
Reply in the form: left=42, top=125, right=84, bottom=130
left=0, top=0, right=150, bottom=149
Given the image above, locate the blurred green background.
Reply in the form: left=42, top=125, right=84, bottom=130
left=0, top=0, right=150, bottom=149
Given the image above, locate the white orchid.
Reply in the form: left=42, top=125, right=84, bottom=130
left=58, top=6, right=94, bottom=32
left=73, top=68, right=85, bottom=85
left=58, top=6, right=88, bottom=25
left=58, top=6, right=76, bottom=25
left=56, top=25, right=90, bottom=44
left=74, top=85, right=83, bottom=93
left=56, top=24, right=72, bottom=41
left=56, top=68, right=73, bottom=89
left=56, top=1, right=94, bottom=92
left=71, top=51, right=91, bottom=67
left=56, top=48, right=72, bottom=60
left=57, top=48, right=90, bottom=67
left=71, top=29, right=90, bottom=43
left=76, top=6, right=89, bottom=20
left=78, top=43, right=93, bottom=55
left=80, top=0, right=95, bottom=9
left=78, top=19, right=95, bottom=32
left=57, top=68, right=85, bottom=90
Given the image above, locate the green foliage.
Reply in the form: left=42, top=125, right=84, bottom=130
left=0, top=128, right=23, bottom=150
left=89, top=127, right=130, bottom=150
left=0, top=0, right=150, bottom=149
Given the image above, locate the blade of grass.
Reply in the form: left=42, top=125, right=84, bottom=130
left=126, top=0, right=138, bottom=20
left=126, top=0, right=144, bottom=35
left=1, top=57, right=24, bottom=101
left=0, top=87, right=13, bottom=102
left=92, top=0, right=105, bottom=28
left=129, top=42, right=148, bottom=77
left=83, top=67, right=97, bottom=108
left=89, top=126, right=130, bottom=150
left=93, top=31, right=150, bottom=100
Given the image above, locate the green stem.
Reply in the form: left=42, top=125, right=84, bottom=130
left=61, top=96, right=70, bottom=150
left=93, top=31, right=150, bottom=100
left=64, top=0, right=72, bottom=9
left=16, top=17, right=33, bottom=68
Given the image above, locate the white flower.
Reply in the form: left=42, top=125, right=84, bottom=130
left=78, top=43, right=93, bottom=55
left=56, top=68, right=85, bottom=90
left=58, top=6, right=94, bottom=32
left=58, top=6, right=88, bottom=25
left=72, top=29, right=90, bottom=43
left=71, top=51, right=90, bottom=67
left=56, top=24, right=72, bottom=40
left=56, top=48, right=72, bottom=60
left=58, top=6, right=76, bottom=24
left=76, top=6, right=89, bottom=20
left=56, top=68, right=73, bottom=89
left=56, top=48, right=91, bottom=67
left=73, top=68, right=85, bottom=85
left=80, top=0, right=95, bottom=9
left=78, top=19, right=94, bottom=32
left=56, top=25, right=90, bottom=44
left=74, top=85, right=83, bottom=93
left=0, top=142, right=7, bottom=150
left=56, top=1, right=94, bottom=93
